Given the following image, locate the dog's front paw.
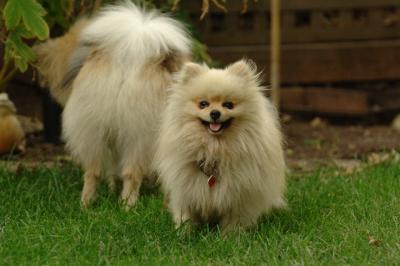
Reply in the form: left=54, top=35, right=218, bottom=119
left=81, top=170, right=99, bottom=208
left=120, top=175, right=142, bottom=211
left=81, top=187, right=96, bottom=208
left=120, top=193, right=138, bottom=211
left=219, top=215, right=251, bottom=236
left=174, top=212, right=190, bottom=229
left=220, top=224, right=247, bottom=237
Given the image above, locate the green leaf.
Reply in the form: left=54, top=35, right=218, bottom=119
left=14, top=54, right=29, bottom=72
left=11, top=35, right=35, bottom=62
left=5, top=33, right=36, bottom=72
left=45, top=2, right=69, bottom=30
left=20, top=0, right=49, bottom=40
left=4, top=44, right=13, bottom=64
left=192, top=39, right=213, bottom=65
left=14, top=25, right=35, bottom=39
left=22, top=12, right=49, bottom=40
left=4, top=0, right=49, bottom=40
left=4, top=0, right=22, bottom=29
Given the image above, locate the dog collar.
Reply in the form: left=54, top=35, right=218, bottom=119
left=197, top=159, right=218, bottom=188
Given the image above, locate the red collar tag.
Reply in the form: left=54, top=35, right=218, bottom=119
left=208, top=175, right=216, bottom=188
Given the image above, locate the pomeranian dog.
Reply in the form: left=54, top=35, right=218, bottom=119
left=35, top=3, right=191, bottom=208
left=156, top=60, right=286, bottom=233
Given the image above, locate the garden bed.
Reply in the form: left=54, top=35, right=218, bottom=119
left=1, top=118, right=399, bottom=171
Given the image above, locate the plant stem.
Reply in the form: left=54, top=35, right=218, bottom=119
left=0, top=60, right=17, bottom=92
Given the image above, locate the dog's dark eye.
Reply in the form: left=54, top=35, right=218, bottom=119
left=222, top=101, right=234, bottom=109
left=199, top=100, right=209, bottom=109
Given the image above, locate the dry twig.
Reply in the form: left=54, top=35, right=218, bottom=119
left=200, top=0, right=210, bottom=20
left=200, top=0, right=228, bottom=20
left=241, top=0, right=248, bottom=14
left=171, top=0, right=181, bottom=11
left=211, top=0, right=228, bottom=13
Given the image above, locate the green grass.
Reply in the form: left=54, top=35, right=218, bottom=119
left=0, top=162, right=399, bottom=265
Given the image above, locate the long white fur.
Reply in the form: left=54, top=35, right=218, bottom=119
left=156, top=60, right=286, bottom=233
left=81, top=2, right=190, bottom=63
left=62, top=2, right=191, bottom=207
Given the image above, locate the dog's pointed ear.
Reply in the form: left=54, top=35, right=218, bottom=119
left=177, top=62, right=207, bottom=84
left=226, top=59, right=259, bottom=83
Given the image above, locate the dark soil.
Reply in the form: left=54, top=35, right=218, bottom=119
left=1, top=119, right=400, bottom=169
left=0, top=134, right=66, bottom=164
left=284, top=120, right=400, bottom=160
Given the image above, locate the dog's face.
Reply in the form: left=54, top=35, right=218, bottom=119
left=196, top=97, right=235, bottom=135
left=172, top=60, right=262, bottom=139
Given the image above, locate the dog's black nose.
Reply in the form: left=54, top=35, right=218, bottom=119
left=210, top=110, right=221, bottom=120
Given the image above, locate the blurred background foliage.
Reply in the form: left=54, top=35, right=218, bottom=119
left=0, top=0, right=220, bottom=92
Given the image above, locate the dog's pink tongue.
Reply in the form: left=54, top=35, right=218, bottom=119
left=209, top=123, right=222, bottom=132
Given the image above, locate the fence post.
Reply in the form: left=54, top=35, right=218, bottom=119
left=270, top=0, right=281, bottom=108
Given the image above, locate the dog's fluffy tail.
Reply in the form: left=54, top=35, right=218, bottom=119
left=82, top=2, right=191, bottom=64
left=35, top=2, right=191, bottom=106
left=34, top=19, right=88, bottom=106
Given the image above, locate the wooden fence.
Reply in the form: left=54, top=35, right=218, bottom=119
left=183, top=0, right=400, bottom=115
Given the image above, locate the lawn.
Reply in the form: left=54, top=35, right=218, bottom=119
left=0, top=162, right=399, bottom=265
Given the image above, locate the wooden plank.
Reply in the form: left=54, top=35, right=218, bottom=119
left=282, top=26, right=400, bottom=44
left=6, top=81, right=43, bottom=119
left=202, top=26, right=400, bottom=46
left=196, top=11, right=400, bottom=46
left=181, top=0, right=400, bottom=13
left=207, top=40, right=400, bottom=83
left=280, top=87, right=306, bottom=110
left=371, top=89, right=400, bottom=112
left=280, top=87, right=369, bottom=115
left=306, top=88, right=369, bottom=115
left=281, top=0, right=400, bottom=11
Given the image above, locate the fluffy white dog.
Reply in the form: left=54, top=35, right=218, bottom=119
left=156, top=60, right=286, bottom=233
left=35, top=3, right=191, bottom=208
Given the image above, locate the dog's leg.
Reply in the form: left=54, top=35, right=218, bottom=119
left=173, top=211, right=190, bottom=229
left=219, top=211, right=254, bottom=235
left=104, top=149, right=119, bottom=194
left=81, top=166, right=101, bottom=208
left=120, top=169, right=143, bottom=210
left=164, top=193, right=190, bottom=228
left=169, top=197, right=190, bottom=228
left=106, top=175, right=118, bottom=194
left=220, top=217, right=243, bottom=235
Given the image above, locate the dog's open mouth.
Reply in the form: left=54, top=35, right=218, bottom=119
left=201, top=118, right=233, bottom=134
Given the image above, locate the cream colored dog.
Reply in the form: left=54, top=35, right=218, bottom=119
left=156, top=60, right=286, bottom=233
left=35, top=3, right=191, bottom=208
